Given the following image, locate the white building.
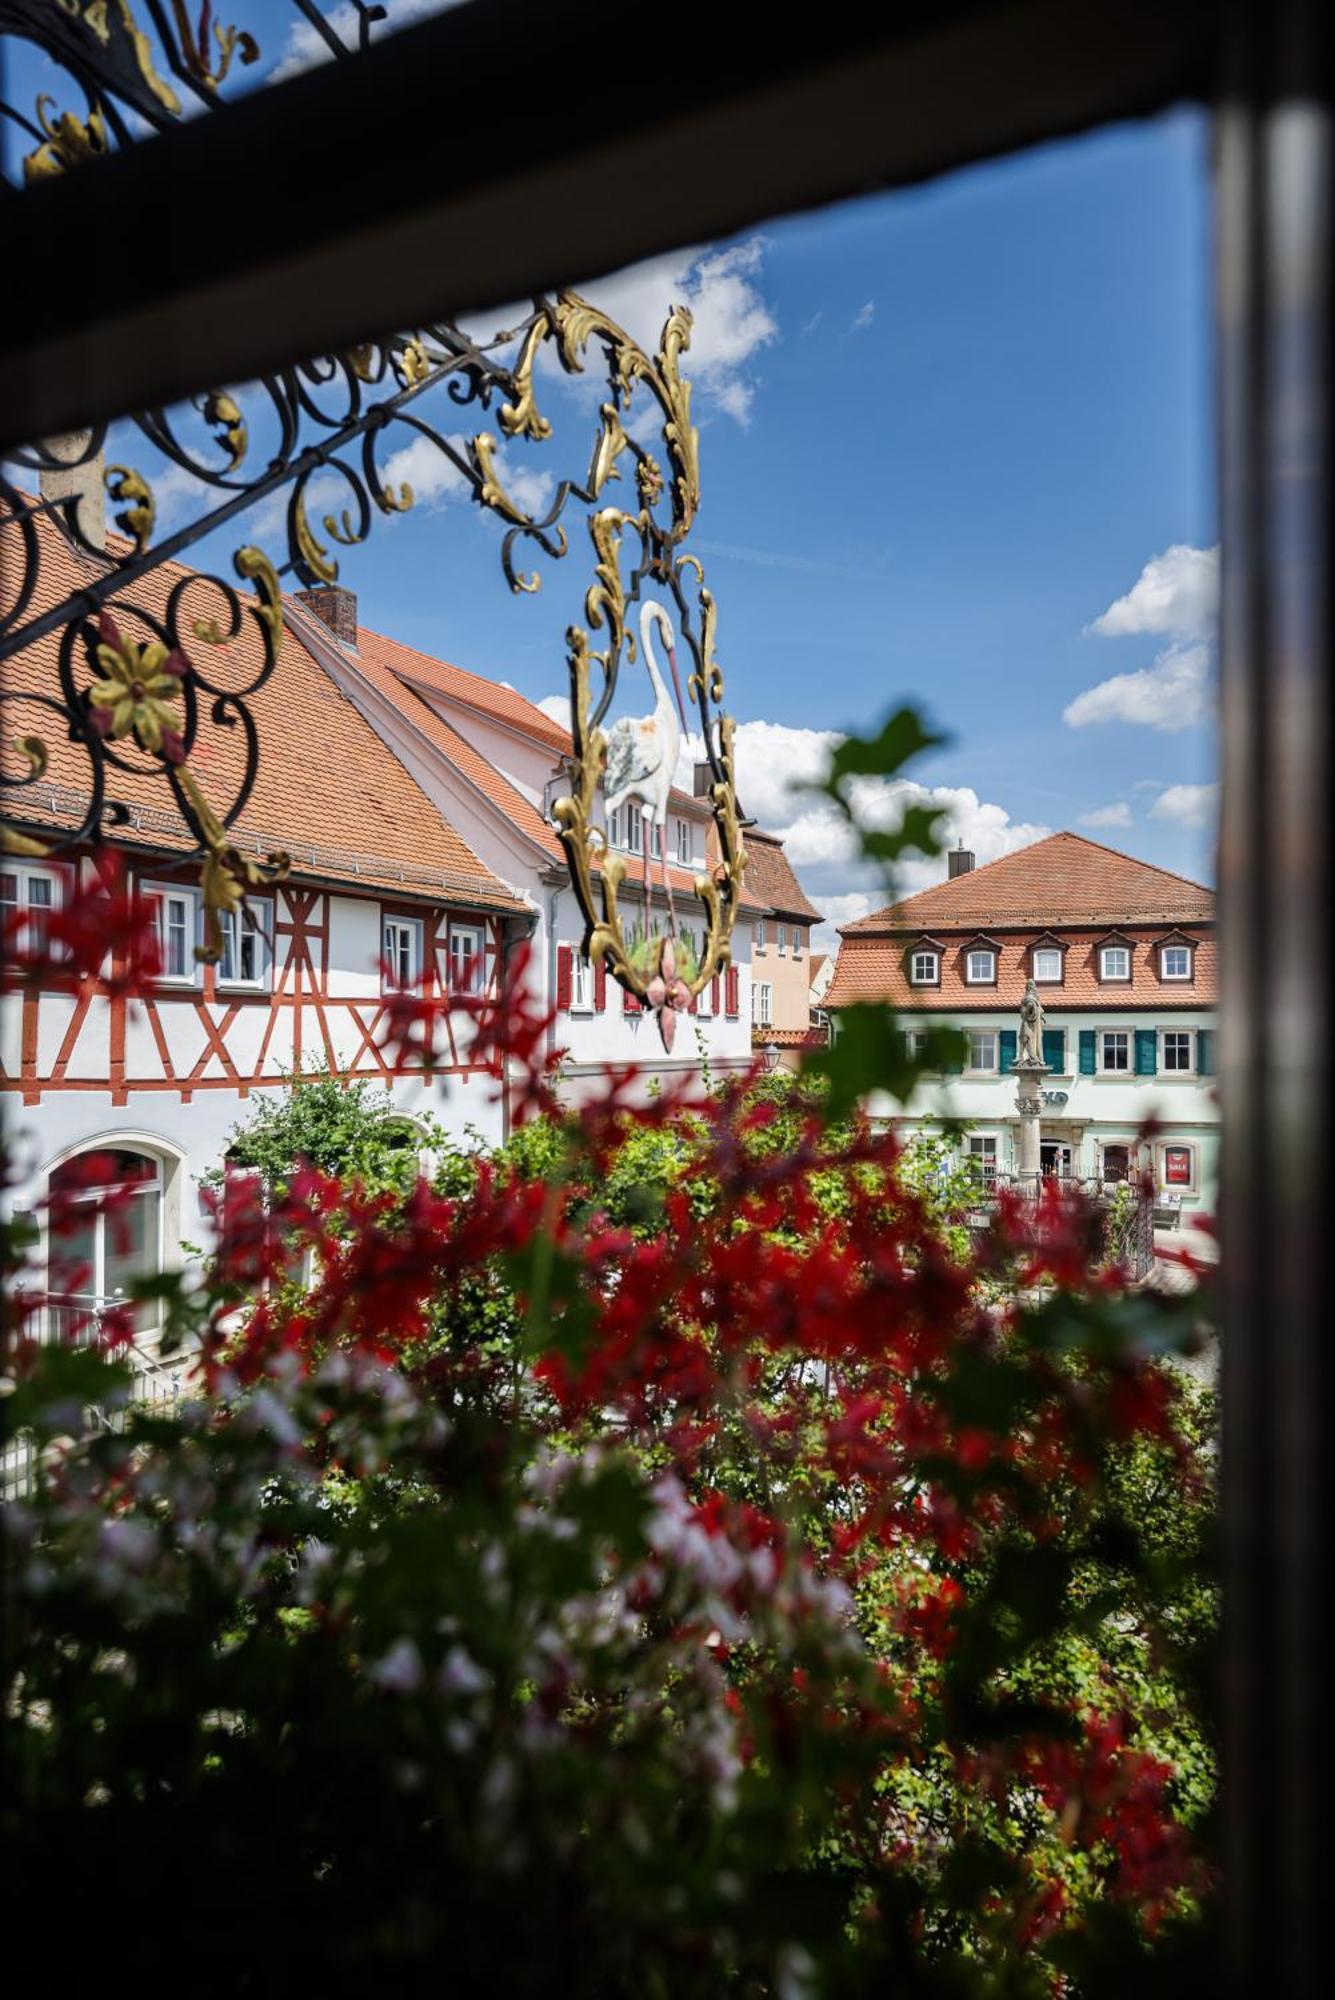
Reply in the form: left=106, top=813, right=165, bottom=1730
left=825, top=833, right=1219, bottom=1222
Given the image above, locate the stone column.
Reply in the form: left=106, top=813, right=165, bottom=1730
left=1012, top=1057, right=1049, bottom=1192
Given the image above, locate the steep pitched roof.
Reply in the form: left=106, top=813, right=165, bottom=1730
left=739, top=828, right=823, bottom=924
left=357, top=624, right=573, bottom=752
left=825, top=832, right=1216, bottom=1012
left=357, top=619, right=711, bottom=817
left=1, top=512, right=526, bottom=912
left=841, top=832, right=1213, bottom=933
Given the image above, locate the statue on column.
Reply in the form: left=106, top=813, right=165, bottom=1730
left=1017, top=976, right=1046, bottom=1065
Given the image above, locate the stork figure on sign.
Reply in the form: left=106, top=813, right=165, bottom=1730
left=604, top=599, right=691, bottom=944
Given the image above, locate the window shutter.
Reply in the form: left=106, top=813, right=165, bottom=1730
left=711, top=975, right=720, bottom=1014
left=623, top=981, right=640, bottom=1014
left=1197, top=1027, right=1215, bottom=1076
left=725, top=967, right=739, bottom=1016
left=1135, top=1027, right=1158, bottom=1075
left=594, top=957, right=607, bottom=1011
left=556, top=945, right=572, bottom=1012
left=1079, top=1030, right=1097, bottom=1075
left=998, top=1028, right=1017, bottom=1071
left=1042, top=1027, right=1065, bottom=1070
left=942, top=1037, right=965, bottom=1076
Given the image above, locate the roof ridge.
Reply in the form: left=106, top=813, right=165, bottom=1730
left=1047, top=827, right=1213, bottom=896
left=359, top=621, right=569, bottom=741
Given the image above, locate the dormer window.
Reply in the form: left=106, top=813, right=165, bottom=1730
left=1160, top=941, right=1194, bottom=981
left=1100, top=944, right=1132, bottom=981
left=910, top=948, right=940, bottom=986
left=1031, top=936, right=1065, bottom=983
left=965, top=948, right=996, bottom=984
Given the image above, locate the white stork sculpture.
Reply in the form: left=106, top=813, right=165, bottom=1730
left=604, top=599, right=691, bottom=942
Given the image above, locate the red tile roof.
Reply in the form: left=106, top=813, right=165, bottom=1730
left=357, top=619, right=712, bottom=817
left=826, top=833, right=1216, bottom=1012
left=742, top=828, right=824, bottom=924
left=753, top=1025, right=830, bottom=1048
left=1, top=513, right=526, bottom=913
left=303, top=612, right=767, bottom=912
left=841, top=832, right=1213, bottom=932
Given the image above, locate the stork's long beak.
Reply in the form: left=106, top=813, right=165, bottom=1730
left=666, top=644, right=690, bottom=733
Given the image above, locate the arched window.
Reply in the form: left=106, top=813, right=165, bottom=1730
left=47, top=1149, right=164, bottom=1341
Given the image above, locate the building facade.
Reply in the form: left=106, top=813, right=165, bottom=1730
left=740, top=826, right=826, bottom=1070
left=825, top=833, right=1219, bottom=1221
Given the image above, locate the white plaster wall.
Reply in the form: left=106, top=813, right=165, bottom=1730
left=327, top=895, right=384, bottom=998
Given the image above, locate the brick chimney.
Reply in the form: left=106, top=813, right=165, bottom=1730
left=39, top=431, right=105, bottom=553
left=295, top=585, right=358, bottom=647
left=947, top=841, right=975, bottom=879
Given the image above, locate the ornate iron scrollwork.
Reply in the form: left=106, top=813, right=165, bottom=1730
left=1, top=291, right=748, bottom=1013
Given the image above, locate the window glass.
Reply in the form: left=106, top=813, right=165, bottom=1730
left=1101, top=1030, right=1130, bottom=1071
left=1163, top=1145, right=1193, bottom=1186
left=1162, top=945, right=1191, bottom=979
left=150, top=888, right=196, bottom=981
left=48, top=1150, right=163, bottom=1336
left=219, top=902, right=270, bottom=985
left=676, top=819, right=690, bottom=863
left=383, top=917, right=422, bottom=991
left=449, top=925, right=484, bottom=995
left=571, top=950, right=592, bottom=1011
left=1101, top=946, right=1130, bottom=980
left=966, top=949, right=995, bottom=983
left=1162, top=1030, right=1193, bottom=1072
left=967, top=1030, right=997, bottom=1071
left=910, top=951, right=938, bottom=984
left=966, top=1135, right=998, bottom=1183
left=756, top=919, right=766, bottom=949
left=1033, top=948, right=1062, bottom=982
left=778, top=925, right=788, bottom=954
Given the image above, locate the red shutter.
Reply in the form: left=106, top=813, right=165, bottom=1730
left=725, top=967, right=739, bottom=1016
left=556, top=945, right=572, bottom=1011
left=711, top=975, right=720, bottom=1014
left=623, top=980, right=640, bottom=1014
left=594, top=957, right=607, bottom=1011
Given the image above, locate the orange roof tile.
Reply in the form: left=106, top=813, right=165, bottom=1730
left=1, top=512, right=526, bottom=913
left=743, top=828, right=824, bottom=924
left=826, top=834, right=1216, bottom=1012
left=842, top=832, right=1213, bottom=932
left=357, top=624, right=573, bottom=751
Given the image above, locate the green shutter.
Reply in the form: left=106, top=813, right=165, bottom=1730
left=1197, top=1027, right=1215, bottom=1077
left=942, top=1029, right=964, bottom=1075
left=1042, top=1027, right=1065, bottom=1071
left=999, top=1028, right=1017, bottom=1071
left=1135, top=1027, right=1158, bottom=1075
left=1079, top=1030, right=1097, bottom=1075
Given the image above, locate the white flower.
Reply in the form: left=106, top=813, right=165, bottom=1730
left=369, top=1637, right=423, bottom=1694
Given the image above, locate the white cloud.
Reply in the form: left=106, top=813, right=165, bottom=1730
left=849, top=301, right=875, bottom=333
left=1086, top=543, right=1219, bottom=641
left=538, top=694, right=571, bottom=732
left=1064, top=639, right=1210, bottom=732
left=268, top=0, right=463, bottom=84
left=564, top=237, right=778, bottom=427
left=811, top=893, right=876, bottom=951
left=377, top=431, right=554, bottom=519
left=1077, top=802, right=1132, bottom=829
left=1148, top=782, right=1219, bottom=829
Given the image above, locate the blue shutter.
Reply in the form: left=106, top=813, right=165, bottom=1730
left=998, top=1028, right=1017, bottom=1071
left=1135, top=1028, right=1158, bottom=1075
left=1079, top=1030, right=1097, bottom=1075
left=1197, top=1028, right=1215, bottom=1077
left=1042, top=1028, right=1065, bottom=1071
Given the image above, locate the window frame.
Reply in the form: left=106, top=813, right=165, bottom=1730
left=448, top=921, right=486, bottom=997
left=753, top=980, right=773, bottom=1027
left=382, top=912, right=425, bottom=994
left=1031, top=945, right=1065, bottom=984
left=1160, top=942, right=1194, bottom=982
left=965, top=947, right=997, bottom=985
left=216, top=897, right=274, bottom=991
left=1160, top=1027, right=1195, bottom=1075
left=965, top=1028, right=998, bottom=1074
left=570, top=947, right=594, bottom=1013
left=755, top=917, right=766, bottom=952
left=46, top=1147, right=166, bottom=1336
left=0, top=859, right=64, bottom=954
left=1159, top=1141, right=1197, bottom=1192
left=676, top=818, right=690, bottom=865
left=1099, top=943, right=1132, bottom=983
left=1099, top=1028, right=1131, bottom=1074
left=909, top=948, right=941, bottom=987
left=965, top=1133, right=999, bottom=1185
left=144, top=879, right=202, bottom=987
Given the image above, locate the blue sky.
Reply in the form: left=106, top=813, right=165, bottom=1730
left=6, top=7, right=1217, bottom=946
